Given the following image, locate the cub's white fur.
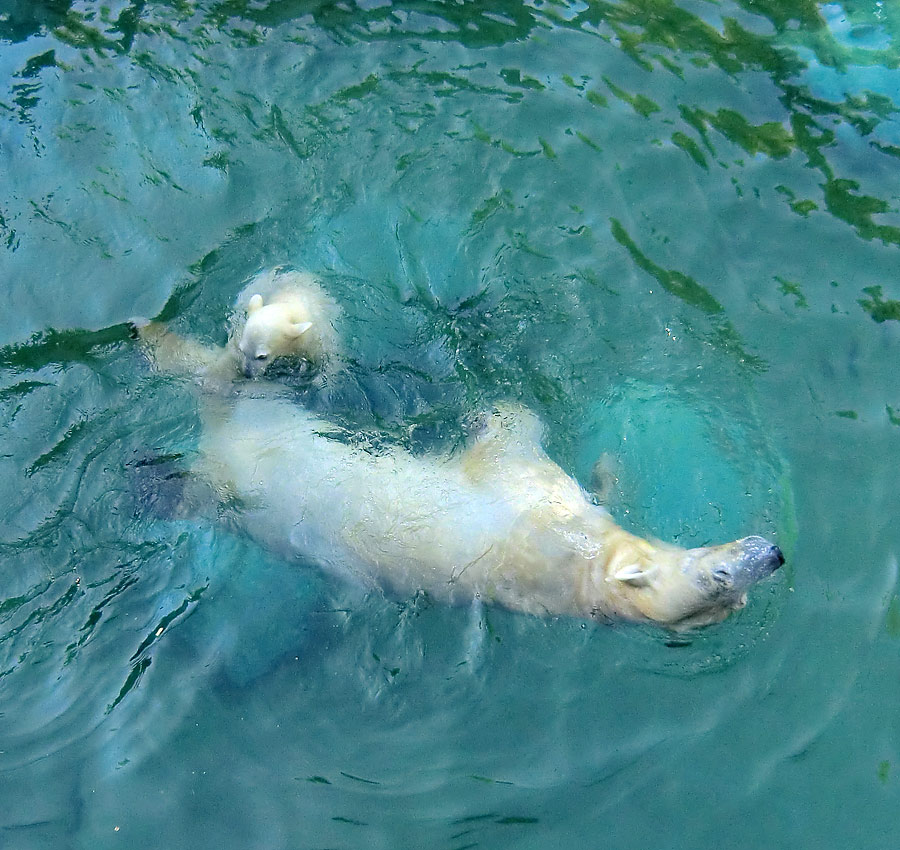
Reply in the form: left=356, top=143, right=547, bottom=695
left=138, top=268, right=341, bottom=385
left=234, top=268, right=342, bottom=378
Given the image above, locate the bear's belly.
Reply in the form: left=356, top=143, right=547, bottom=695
left=198, top=394, right=560, bottom=608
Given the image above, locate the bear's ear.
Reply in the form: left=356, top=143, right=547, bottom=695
left=288, top=321, right=313, bottom=338
left=613, top=563, right=656, bottom=587
left=247, top=294, right=264, bottom=314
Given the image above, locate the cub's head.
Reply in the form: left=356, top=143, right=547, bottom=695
left=238, top=293, right=312, bottom=377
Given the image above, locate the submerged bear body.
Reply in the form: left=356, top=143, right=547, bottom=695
left=196, top=390, right=782, bottom=627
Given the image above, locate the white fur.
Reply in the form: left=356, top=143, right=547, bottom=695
left=194, top=393, right=781, bottom=627
left=234, top=269, right=342, bottom=377
left=138, top=284, right=782, bottom=628
left=137, top=268, right=341, bottom=385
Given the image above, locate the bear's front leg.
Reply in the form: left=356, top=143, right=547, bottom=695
left=135, top=320, right=236, bottom=382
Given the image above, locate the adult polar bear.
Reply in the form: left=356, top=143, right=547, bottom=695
left=139, top=275, right=783, bottom=628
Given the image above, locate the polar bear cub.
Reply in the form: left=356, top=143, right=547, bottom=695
left=137, top=267, right=341, bottom=385
left=234, top=268, right=342, bottom=378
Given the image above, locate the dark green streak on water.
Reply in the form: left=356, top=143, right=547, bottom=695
left=859, top=286, right=900, bottom=322
left=777, top=277, right=809, bottom=309
left=0, top=325, right=134, bottom=373
left=671, top=131, right=708, bottom=169
left=0, top=581, right=82, bottom=652
left=129, top=585, right=207, bottom=662
left=332, top=815, right=367, bottom=826
left=681, top=107, right=794, bottom=159
left=339, top=772, right=381, bottom=786
left=0, top=578, right=53, bottom=621
left=603, top=77, right=660, bottom=118
left=610, top=219, right=767, bottom=371
left=823, top=179, right=900, bottom=247
left=106, top=656, right=152, bottom=714
left=65, top=572, right=140, bottom=665
left=26, top=418, right=93, bottom=478
left=263, top=104, right=309, bottom=158
left=0, top=380, right=52, bottom=402
left=610, top=219, right=722, bottom=315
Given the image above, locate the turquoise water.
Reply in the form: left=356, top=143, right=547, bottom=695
left=1, top=1, right=899, bottom=847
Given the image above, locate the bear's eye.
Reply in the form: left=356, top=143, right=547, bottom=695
left=255, top=353, right=269, bottom=361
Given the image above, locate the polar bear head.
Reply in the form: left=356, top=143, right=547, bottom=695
left=237, top=293, right=313, bottom=377
left=592, top=532, right=784, bottom=627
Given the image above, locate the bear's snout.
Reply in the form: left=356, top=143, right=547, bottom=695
left=770, top=545, right=785, bottom=569
left=738, top=535, right=785, bottom=579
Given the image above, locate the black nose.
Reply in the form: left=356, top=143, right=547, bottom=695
left=771, top=545, right=785, bottom=569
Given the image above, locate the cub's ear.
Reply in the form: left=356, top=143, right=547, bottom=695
left=247, top=294, right=264, bottom=314
left=288, top=321, right=313, bottom=338
left=613, top=563, right=656, bottom=587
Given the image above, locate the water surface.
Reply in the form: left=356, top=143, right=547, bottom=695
left=1, top=1, right=899, bottom=848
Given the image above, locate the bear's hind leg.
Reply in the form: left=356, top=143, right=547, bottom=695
left=129, top=453, right=217, bottom=522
